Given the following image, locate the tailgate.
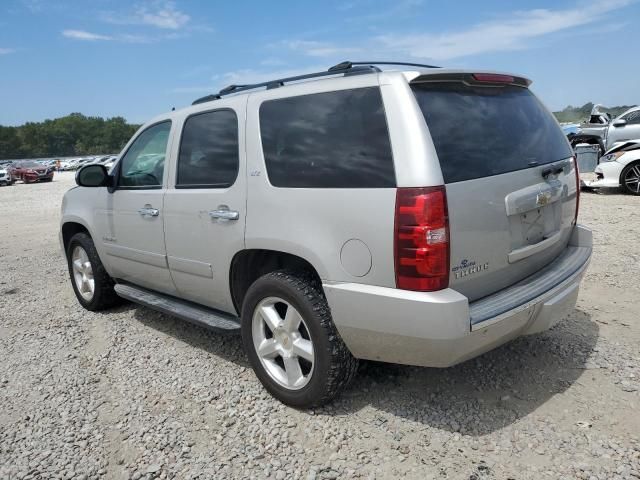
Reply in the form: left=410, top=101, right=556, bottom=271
left=411, top=75, right=577, bottom=301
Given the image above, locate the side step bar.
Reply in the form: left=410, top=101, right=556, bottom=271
left=114, top=284, right=240, bottom=334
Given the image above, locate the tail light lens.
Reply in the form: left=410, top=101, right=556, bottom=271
left=573, top=155, right=580, bottom=225
left=394, top=186, right=450, bottom=291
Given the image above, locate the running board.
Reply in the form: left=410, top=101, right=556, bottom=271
left=114, top=284, right=240, bottom=334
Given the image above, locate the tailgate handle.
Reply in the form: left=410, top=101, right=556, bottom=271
left=542, top=166, right=564, bottom=178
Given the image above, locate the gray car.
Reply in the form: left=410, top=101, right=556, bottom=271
left=606, top=107, right=640, bottom=149
left=577, top=106, right=640, bottom=151
left=60, top=62, right=592, bottom=407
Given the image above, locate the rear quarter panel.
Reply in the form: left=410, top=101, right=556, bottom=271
left=244, top=74, right=402, bottom=287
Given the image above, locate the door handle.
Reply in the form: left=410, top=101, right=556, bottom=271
left=208, top=207, right=239, bottom=221
left=138, top=206, right=159, bottom=217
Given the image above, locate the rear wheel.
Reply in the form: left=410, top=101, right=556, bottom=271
left=241, top=271, right=358, bottom=407
left=621, top=162, right=640, bottom=195
left=67, top=232, right=121, bottom=311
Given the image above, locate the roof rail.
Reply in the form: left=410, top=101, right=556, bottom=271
left=192, top=63, right=380, bottom=105
left=328, top=60, right=441, bottom=71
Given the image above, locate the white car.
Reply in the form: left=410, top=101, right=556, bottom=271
left=0, top=166, right=13, bottom=186
left=586, top=141, right=640, bottom=195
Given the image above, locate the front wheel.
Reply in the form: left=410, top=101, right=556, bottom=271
left=67, top=232, right=121, bottom=311
left=621, top=162, right=640, bottom=195
left=241, top=271, right=358, bottom=408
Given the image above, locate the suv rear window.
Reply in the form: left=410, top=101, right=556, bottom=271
left=259, top=87, right=395, bottom=188
left=412, top=83, right=573, bottom=183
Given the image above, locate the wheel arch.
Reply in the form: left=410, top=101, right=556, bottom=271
left=61, top=220, right=91, bottom=256
left=229, top=249, right=323, bottom=315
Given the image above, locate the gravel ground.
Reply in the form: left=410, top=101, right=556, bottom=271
left=0, top=172, right=639, bottom=480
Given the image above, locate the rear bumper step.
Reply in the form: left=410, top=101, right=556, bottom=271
left=469, top=245, right=591, bottom=326
left=114, top=283, right=240, bottom=334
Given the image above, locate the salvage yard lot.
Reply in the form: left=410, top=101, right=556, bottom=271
left=0, top=172, right=639, bottom=479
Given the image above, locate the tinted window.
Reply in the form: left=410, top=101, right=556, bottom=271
left=622, top=110, right=640, bottom=125
left=119, top=121, right=171, bottom=187
left=412, top=84, right=573, bottom=183
left=259, top=87, right=395, bottom=188
left=177, top=109, right=239, bottom=188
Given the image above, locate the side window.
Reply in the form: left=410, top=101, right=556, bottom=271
left=259, top=87, right=395, bottom=188
left=118, top=121, right=171, bottom=188
left=177, top=110, right=239, bottom=188
left=622, top=111, right=640, bottom=125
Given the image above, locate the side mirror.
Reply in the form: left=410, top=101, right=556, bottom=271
left=612, top=119, right=627, bottom=128
left=76, top=164, right=112, bottom=187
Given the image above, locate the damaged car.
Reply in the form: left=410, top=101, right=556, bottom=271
left=586, top=141, right=640, bottom=195
left=572, top=105, right=640, bottom=153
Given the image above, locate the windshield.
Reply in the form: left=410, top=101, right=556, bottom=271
left=19, top=161, right=41, bottom=168
left=412, top=83, right=573, bottom=183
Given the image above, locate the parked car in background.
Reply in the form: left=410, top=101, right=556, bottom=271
left=0, top=165, right=13, bottom=186
left=103, top=156, right=118, bottom=170
left=574, top=105, right=640, bottom=153
left=606, top=107, right=640, bottom=149
left=61, top=62, right=592, bottom=407
left=9, top=160, right=55, bottom=183
left=586, top=141, right=640, bottom=195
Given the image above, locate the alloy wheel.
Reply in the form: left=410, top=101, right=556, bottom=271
left=71, top=246, right=95, bottom=301
left=624, top=165, right=640, bottom=193
left=252, top=297, right=315, bottom=390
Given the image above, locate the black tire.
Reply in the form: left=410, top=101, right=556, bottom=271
left=241, top=270, right=358, bottom=408
left=620, top=162, right=640, bottom=195
left=67, top=232, right=121, bottom=311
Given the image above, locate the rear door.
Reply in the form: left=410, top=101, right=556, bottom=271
left=163, top=98, right=246, bottom=314
left=411, top=76, right=577, bottom=301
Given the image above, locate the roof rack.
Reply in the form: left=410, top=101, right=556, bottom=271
left=192, top=64, right=379, bottom=105
left=191, top=60, right=440, bottom=105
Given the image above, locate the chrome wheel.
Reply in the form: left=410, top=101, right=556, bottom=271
left=71, top=246, right=95, bottom=301
left=624, top=165, right=640, bottom=193
left=252, top=297, right=314, bottom=390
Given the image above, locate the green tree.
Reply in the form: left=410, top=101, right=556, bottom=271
left=0, top=113, right=140, bottom=159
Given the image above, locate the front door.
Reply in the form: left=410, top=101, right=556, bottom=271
left=100, top=120, right=177, bottom=295
left=163, top=100, right=246, bottom=314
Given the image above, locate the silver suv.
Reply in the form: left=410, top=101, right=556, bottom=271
left=60, top=61, right=592, bottom=407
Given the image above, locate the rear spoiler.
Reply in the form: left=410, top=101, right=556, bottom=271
left=410, top=72, right=532, bottom=88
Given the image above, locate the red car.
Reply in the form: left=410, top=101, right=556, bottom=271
left=9, top=161, right=55, bottom=183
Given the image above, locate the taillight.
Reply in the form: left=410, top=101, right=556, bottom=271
left=573, top=155, right=580, bottom=225
left=394, top=186, right=450, bottom=291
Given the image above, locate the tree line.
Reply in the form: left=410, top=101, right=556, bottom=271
left=2, top=104, right=637, bottom=160
left=0, top=113, right=140, bottom=160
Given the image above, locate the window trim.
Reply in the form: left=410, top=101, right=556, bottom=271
left=258, top=86, right=396, bottom=189
left=115, top=120, right=172, bottom=191
left=175, top=107, right=240, bottom=190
